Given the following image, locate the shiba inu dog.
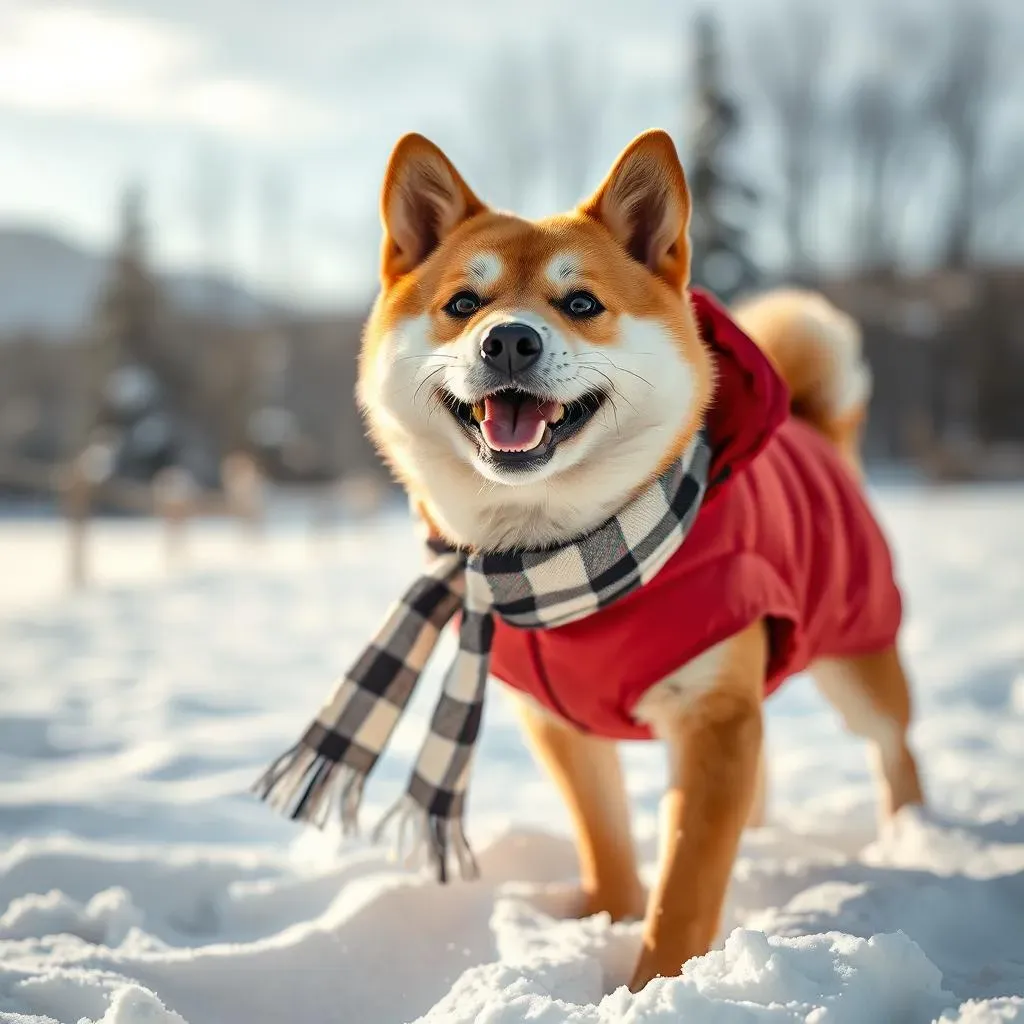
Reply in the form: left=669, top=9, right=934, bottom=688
left=357, top=129, right=924, bottom=991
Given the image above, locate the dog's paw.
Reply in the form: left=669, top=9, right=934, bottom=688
left=578, top=884, right=647, bottom=924
left=628, top=951, right=683, bottom=993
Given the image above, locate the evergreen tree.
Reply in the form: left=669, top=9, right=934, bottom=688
left=687, top=14, right=759, bottom=301
left=88, top=185, right=178, bottom=481
left=94, top=186, right=163, bottom=367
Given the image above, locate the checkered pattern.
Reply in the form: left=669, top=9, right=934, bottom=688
left=253, top=432, right=711, bottom=882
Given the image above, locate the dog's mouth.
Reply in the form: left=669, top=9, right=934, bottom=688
left=442, top=387, right=606, bottom=470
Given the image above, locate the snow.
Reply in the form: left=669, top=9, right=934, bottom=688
left=0, top=486, right=1022, bottom=1023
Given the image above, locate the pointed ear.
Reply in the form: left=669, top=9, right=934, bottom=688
left=379, top=133, right=485, bottom=282
left=580, top=129, right=691, bottom=290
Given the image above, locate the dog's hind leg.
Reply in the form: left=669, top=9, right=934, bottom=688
left=510, top=692, right=646, bottom=923
left=812, top=645, right=925, bottom=824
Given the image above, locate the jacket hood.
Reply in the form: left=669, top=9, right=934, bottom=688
left=690, top=287, right=791, bottom=494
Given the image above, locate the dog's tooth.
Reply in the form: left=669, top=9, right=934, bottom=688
left=549, top=403, right=565, bottom=424
left=471, top=403, right=485, bottom=422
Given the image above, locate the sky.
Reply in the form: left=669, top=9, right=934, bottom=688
left=0, top=0, right=1020, bottom=309
left=0, top=0, right=698, bottom=306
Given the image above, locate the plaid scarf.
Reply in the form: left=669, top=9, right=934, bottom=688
left=253, top=432, right=711, bottom=882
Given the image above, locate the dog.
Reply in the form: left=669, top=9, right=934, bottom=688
left=356, top=128, right=924, bottom=992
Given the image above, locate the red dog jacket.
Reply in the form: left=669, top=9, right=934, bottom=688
left=487, top=289, right=903, bottom=740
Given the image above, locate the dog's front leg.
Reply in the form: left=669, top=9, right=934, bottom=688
left=511, top=691, right=646, bottom=923
left=629, top=622, right=767, bottom=991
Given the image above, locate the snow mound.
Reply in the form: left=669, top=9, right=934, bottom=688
left=87, top=986, right=190, bottom=1024
left=421, top=927, right=952, bottom=1023
left=0, top=886, right=142, bottom=946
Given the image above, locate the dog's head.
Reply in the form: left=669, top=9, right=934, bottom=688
left=358, top=130, right=714, bottom=551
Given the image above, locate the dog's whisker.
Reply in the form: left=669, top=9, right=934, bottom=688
left=604, top=396, right=622, bottom=436
left=576, top=350, right=657, bottom=361
left=576, top=359, right=655, bottom=390
left=578, top=367, right=639, bottom=416
left=395, top=363, right=452, bottom=397
left=413, top=366, right=448, bottom=407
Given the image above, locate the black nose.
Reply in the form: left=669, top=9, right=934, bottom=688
left=479, top=321, right=543, bottom=377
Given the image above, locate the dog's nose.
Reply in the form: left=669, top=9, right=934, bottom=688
left=479, top=321, right=543, bottom=377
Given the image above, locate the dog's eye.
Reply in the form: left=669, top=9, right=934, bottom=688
left=560, top=291, right=604, bottom=319
left=444, top=291, right=482, bottom=318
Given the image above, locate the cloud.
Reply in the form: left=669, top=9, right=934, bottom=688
left=0, top=5, right=334, bottom=144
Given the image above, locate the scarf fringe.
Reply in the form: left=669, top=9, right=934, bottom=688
left=372, top=794, right=479, bottom=884
left=251, top=744, right=365, bottom=836
left=252, top=750, right=478, bottom=883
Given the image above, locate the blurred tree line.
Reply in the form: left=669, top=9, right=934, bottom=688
left=0, top=185, right=379, bottom=499
left=1, top=0, right=1023, bottom=497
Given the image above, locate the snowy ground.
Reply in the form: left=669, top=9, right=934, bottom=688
left=0, top=486, right=1022, bottom=1023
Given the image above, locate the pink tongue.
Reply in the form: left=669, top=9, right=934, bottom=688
left=480, top=396, right=558, bottom=452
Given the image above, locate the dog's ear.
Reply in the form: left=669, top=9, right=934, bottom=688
left=380, top=134, right=485, bottom=283
left=580, top=129, right=691, bottom=291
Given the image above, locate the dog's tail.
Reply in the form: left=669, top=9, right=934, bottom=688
left=731, top=288, right=870, bottom=475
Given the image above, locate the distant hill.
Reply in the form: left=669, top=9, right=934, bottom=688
left=0, top=227, right=289, bottom=337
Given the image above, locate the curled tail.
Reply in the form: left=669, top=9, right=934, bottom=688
left=731, top=288, right=870, bottom=475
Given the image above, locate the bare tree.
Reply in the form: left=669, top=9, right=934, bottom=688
left=189, top=142, right=235, bottom=314
left=751, top=0, right=1024, bottom=278
left=477, top=42, right=605, bottom=215
left=924, top=0, right=1023, bottom=268
left=748, top=2, right=832, bottom=279
left=258, top=166, right=294, bottom=304
left=847, top=73, right=903, bottom=273
left=544, top=41, right=606, bottom=208
left=477, top=67, right=547, bottom=213
left=687, top=13, right=759, bottom=300
left=843, top=32, right=938, bottom=278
